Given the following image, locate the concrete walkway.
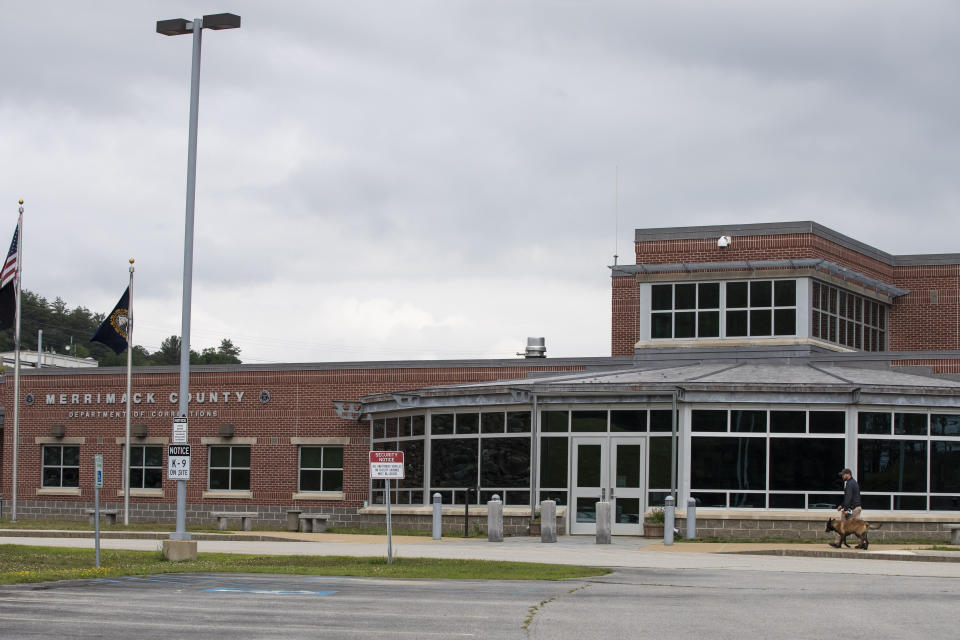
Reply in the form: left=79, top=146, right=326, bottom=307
left=3, top=529, right=960, bottom=577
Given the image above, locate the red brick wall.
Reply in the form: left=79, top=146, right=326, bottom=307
left=611, top=275, right=639, bottom=356
left=892, top=359, right=960, bottom=375
left=890, top=265, right=960, bottom=350
left=1, top=362, right=584, bottom=514
left=634, top=233, right=894, bottom=281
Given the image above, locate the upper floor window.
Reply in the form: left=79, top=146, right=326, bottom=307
left=726, top=280, right=796, bottom=337
left=651, top=279, right=796, bottom=340
left=651, top=282, right=720, bottom=339
left=812, top=281, right=886, bottom=351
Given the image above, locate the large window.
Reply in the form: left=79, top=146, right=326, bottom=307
left=42, top=445, right=79, bottom=488
left=690, top=408, right=846, bottom=509
left=129, top=445, right=163, bottom=489
left=651, top=282, right=720, bottom=339
left=209, top=445, right=250, bottom=491
left=299, top=446, right=343, bottom=492
left=373, top=411, right=532, bottom=506
left=650, top=279, right=796, bottom=340
left=726, top=280, right=797, bottom=337
left=812, top=281, right=886, bottom=351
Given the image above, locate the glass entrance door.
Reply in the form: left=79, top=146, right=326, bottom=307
left=610, top=437, right=645, bottom=535
left=570, top=438, right=606, bottom=534
left=570, top=437, right=645, bottom=535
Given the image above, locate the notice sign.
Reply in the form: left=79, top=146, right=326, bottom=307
left=167, top=444, right=191, bottom=480
left=369, top=451, right=405, bottom=480
left=172, top=417, right=188, bottom=443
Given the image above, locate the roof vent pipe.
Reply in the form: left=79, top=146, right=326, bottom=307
left=522, top=337, right=546, bottom=358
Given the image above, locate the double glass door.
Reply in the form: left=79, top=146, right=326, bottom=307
left=569, top=437, right=646, bottom=535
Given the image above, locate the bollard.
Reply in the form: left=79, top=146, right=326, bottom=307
left=686, top=497, right=696, bottom=540
left=664, top=495, right=675, bottom=546
left=595, top=501, right=612, bottom=544
left=487, top=495, right=503, bottom=542
left=432, top=493, right=442, bottom=540
left=541, top=500, right=557, bottom=543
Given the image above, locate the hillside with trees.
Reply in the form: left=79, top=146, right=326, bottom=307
left=0, top=290, right=242, bottom=367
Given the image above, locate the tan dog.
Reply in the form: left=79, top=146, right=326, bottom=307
left=825, top=517, right=882, bottom=550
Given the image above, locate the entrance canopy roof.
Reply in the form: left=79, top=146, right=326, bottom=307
left=360, top=360, right=960, bottom=414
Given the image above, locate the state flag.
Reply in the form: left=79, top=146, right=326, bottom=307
left=91, top=287, right=130, bottom=354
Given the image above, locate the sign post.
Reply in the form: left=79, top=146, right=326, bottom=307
left=94, top=454, right=103, bottom=568
left=369, top=451, right=404, bottom=564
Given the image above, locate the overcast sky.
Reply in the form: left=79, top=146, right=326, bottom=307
left=2, top=2, right=958, bottom=364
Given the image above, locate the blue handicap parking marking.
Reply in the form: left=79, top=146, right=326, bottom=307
left=200, top=587, right=338, bottom=596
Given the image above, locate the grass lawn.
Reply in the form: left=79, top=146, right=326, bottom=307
left=0, top=544, right=609, bottom=585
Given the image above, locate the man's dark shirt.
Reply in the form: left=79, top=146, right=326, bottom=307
left=842, top=477, right=862, bottom=509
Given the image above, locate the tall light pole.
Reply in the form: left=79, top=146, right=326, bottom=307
left=157, top=13, right=240, bottom=545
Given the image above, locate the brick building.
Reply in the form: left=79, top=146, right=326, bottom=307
left=4, top=221, right=960, bottom=539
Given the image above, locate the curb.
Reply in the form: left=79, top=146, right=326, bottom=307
left=729, top=549, right=960, bottom=563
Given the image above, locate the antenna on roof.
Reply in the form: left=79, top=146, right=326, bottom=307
left=613, top=165, right=619, bottom=266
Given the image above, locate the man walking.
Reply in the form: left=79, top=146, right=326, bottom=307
left=830, top=467, right=861, bottom=548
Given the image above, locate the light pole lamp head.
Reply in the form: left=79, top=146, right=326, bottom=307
left=156, top=18, right=193, bottom=35
left=157, top=13, right=240, bottom=36
left=202, top=13, right=241, bottom=30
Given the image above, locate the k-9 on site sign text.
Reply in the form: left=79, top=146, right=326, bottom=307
left=369, top=451, right=404, bottom=479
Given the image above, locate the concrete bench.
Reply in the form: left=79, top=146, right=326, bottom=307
left=84, top=509, right=119, bottom=525
left=298, top=513, right=331, bottom=533
left=210, top=511, right=259, bottom=531
left=946, top=524, right=960, bottom=545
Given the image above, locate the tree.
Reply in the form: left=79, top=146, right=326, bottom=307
left=0, top=290, right=243, bottom=367
left=198, top=339, right=242, bottom=364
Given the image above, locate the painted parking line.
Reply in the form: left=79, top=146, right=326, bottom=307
left=200, top=587, right=338, bottom=596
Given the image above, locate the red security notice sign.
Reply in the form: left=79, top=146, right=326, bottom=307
left=370, top=451, right=405, bottom=479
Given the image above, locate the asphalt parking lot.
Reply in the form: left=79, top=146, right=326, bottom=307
left=1, top=566, right=958, bottom=640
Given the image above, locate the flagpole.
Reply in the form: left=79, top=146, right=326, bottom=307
left=123, top=259, right=134, bottom=525
left=11, top=200, right=23, bottom=522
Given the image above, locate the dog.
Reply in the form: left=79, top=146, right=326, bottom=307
left=825, top=517, right=882, bottom=550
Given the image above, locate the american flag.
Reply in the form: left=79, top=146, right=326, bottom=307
left=1, top=221, right=19, bottom=289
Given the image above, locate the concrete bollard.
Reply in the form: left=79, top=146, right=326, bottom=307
left=595, top=501, right=612, bottom=544
left=540, top=500, right=557, bottom=543
left=432, top=493, right=442, bottom=540
left=664, top=495, right=675, bottom=546
left=686, top=497, right=696, bottom=540
left=487, top=495, right=503, bottom=542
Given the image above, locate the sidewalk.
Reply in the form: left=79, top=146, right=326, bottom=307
left=2, top=529, right=960, bottom=577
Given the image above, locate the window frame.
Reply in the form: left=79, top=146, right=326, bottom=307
left=298, top=445, right=344, bottom=493
left=649, top=279, right=798, bottom=341
left=42, top=444, right=80, bottom=488
left=207, top=445, right=251, bottom=491
left=128, top=444, right=164, bottom=490
left=811, top=280, right=887, bottom=351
